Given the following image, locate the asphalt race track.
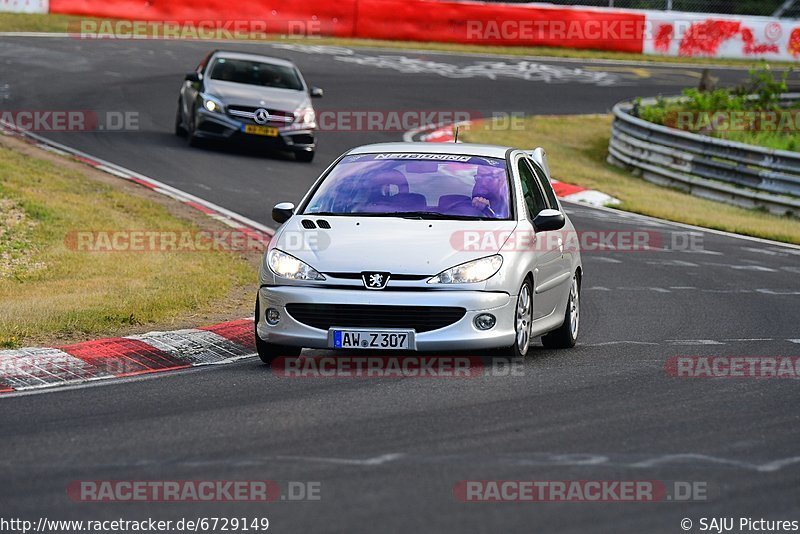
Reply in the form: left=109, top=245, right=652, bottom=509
left=1, top=37, right=799, bottom=532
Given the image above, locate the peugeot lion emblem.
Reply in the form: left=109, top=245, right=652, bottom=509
left=253, top=108, right=271, bottom=125
left=362, top=272, right=390, bottom=290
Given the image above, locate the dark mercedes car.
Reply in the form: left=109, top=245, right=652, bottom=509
left=175, top=50, right=323, bottom=162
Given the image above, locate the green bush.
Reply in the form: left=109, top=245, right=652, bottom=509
left=636, top=66, right=797, bottom=151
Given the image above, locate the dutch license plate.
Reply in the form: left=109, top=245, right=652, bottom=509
left=243, top=124, right=278, bottom=137
left=330, top=329, right=413, bottom=350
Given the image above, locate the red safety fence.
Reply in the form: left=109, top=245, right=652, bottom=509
left=50, top=0, right=358, bottom=37
left=50, top=0, right=646, bottom=53
left=354, top=0, right=645, bottom=52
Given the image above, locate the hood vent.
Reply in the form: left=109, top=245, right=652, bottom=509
left=301, top=219, right=317, bottom=229
left=317, top=219, right=331, bottom=229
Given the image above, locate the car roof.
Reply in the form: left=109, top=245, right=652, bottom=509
left=348, top=142, right=515, bottom=159
left=210, top=51, right=297, bottom=69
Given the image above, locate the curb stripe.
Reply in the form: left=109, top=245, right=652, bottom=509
left=0, top=348, right=112, bottom=390
left=61, top=338, right=191, bottom=378
left=0, top=320, right=260, bottom=395
left=130, top=327, right=255, bottom=366
left=201, top=319, right=256, bottom=349
left=551, top=180, right=588, bottom=197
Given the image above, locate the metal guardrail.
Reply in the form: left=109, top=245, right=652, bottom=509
left=608, top=94, right=800, bottom=217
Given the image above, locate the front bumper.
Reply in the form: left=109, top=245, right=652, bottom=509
left=194, top=109, right=315, bottom=152
left=257, top=286, right=516, bottom=351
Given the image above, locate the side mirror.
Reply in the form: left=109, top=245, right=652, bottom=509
left=533, top=209, right=565, bottom=232
left=310, top=86, right=324, bottom=98
left=185, top=72, right=202, bottom=83
left=272, top=202, right=295, bottom=224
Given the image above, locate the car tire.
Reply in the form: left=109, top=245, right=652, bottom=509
left=541, top=272, right=580, bottom=349
left=186, top=112, right=202, bottom=147
left=498, top=277, right=533, bottom=358
left=295, top=150, right=314, bottom=163
left=174, top=103, right=186, bottom=137
left=254, top=297, right=302, bottom=364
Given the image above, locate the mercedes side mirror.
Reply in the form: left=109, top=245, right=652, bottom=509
left=310, top=86, right=324, bottom=98
left=185, top=72, right=202, bottom=83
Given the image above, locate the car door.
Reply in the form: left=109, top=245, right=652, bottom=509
left=528, top=158, right=572, bottom=295
left=516, top=156, right=563, bottom=320
left=181, top=54, right=210, bottom=121
left=517, top=156, right=560, bottom=320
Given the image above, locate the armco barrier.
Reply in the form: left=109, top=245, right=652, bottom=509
left=608, top=95, right=800, bottom=217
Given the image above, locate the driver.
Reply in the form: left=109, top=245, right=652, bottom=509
left=471, top=166, right=507, bottom=216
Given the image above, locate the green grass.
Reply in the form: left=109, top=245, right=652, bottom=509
left=462, top=114, right=800, bottom=245
left=0, top=141, right=254, bottom=348
left=0, top=12, right=796, bottom=68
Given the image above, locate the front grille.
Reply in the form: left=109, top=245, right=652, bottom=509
left=286, top=304, right=466, bottom=333
left=323, top=272, right=429, bottom=281
left=227, top=105, right=294, bottom=124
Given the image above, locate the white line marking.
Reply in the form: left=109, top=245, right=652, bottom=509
left=584, top=341, right=659, bottom=346
left=274, top=453, right=404, bottom=466
left=565, top=200, right=800, bottom=250
left=722, top=338, right=774, bottom=342
left=629, top=454, right=800, bottom=473
left=646, top=260, right=698, bottom=267
left=703, top=263, right=778, bottom=273
left=667, top=339, right=726, bottom=345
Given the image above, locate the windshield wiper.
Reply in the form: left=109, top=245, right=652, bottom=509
left=389, top=211, right=493, bottom=221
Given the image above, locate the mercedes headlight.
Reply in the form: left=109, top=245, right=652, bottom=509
left=268, top=249, right=325, bottom=280
left=295, top=107, right=316, bottom=128
left=201, top=94, right=224, bottom=114
left=428, top=255, right=503, bottom=284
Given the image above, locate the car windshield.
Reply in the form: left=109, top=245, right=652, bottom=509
left=208, top=58, right=303, bottom=90
left=303, top=153, right=511, bottom=220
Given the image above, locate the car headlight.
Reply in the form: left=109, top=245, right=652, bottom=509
left=295, top=107, right=316, bottom=128
left=268, top=249, right=325, bottom=280
left=428, top=255, right=503, bottom=284
left=201, top=94, right=224, bottom=114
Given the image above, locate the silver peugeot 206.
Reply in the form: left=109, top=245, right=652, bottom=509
left=255, top=142, right=582, bottom=362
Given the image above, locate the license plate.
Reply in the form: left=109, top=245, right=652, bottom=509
left=243, top=124, right=278, bottom=137
left=329, top=329, right=414, bottom=350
